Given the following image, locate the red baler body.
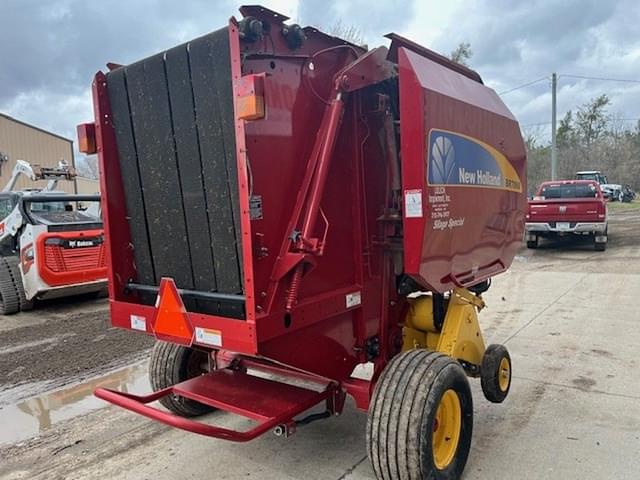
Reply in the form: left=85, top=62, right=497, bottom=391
left=89, top=5, right=526, bottom=440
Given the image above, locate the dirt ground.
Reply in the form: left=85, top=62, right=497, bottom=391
left=1, top=208, right=639, bottom=479
left=0, top=296, right=153, bottom=406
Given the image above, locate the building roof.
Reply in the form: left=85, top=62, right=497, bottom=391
left=0, top=112, right=73, bottom=144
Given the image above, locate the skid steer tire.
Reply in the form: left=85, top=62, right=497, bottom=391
left=366, top=349, right=473, bottom=480
left=0, top=260, right=20, bottom=315
left=480, top=344, right=512, bottom=403
left=149, top=341, right=214, bottom=417
left=3, top=257, right=34, bottom=311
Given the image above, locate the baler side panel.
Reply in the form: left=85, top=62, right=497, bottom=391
left=399, top=47, right=527, bottom=292
left=235, top=48, right=389, bottom=380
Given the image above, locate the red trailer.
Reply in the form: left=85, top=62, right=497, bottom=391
left=79, top=6, right=526, bottom=478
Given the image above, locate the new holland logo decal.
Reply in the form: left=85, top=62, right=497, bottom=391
left=427, top=129, right=522, bottom=192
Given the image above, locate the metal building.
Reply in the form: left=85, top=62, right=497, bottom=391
left=0, top=113, right=76, bottom=193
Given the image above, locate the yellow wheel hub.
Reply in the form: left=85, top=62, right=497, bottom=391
left=498, top=357, right=511, bottom=392
left=432, top=389, right=462, bottom=470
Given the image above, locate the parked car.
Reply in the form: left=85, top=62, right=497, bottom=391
left=575, top=170, right=622, bottom=201
left=622, top=185, right=636, bottom=203
left=525, top=180, right=608, bottom=251
left=600, top=183, right=624, bottom=202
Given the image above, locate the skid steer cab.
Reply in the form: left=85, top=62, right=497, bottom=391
left=0, top=160, right=107, bottom=314
left=84, top=5, right=525, bottom=479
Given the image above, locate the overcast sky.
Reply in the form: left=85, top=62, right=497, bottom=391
left=1, top=0, right=639, bottom=151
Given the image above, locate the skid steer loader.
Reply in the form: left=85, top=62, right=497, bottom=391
left=0, top=160, right=107, bottom=314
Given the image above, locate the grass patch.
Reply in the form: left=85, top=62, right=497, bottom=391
left=608, top=199, right=640, bottom=211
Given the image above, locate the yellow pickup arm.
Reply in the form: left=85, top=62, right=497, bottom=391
left=403, top=288, right=486, bottom=368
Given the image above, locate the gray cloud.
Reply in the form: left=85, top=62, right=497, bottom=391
left=0, top=0, right=236, bottom=138
left=429, top=0, right=640, bottom=134
left=1, top=0, right=638, bottom=148
left=298, top=0, right=415, bottom=43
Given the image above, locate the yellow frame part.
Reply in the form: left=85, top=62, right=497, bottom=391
left=403, top=288, right=486, bottom=367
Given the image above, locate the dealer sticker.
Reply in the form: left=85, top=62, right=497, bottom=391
left=130, top=315, right=147, bottom=331
left=346, top=291, right=362, bottom=309
left=195, top=327, right=222, bottom=347
left=404, top=189, right=423, bottom=218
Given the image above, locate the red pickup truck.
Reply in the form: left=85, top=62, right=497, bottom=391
left=525, top=180, right=608, bottom=251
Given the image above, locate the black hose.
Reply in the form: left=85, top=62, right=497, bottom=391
left=295, top=411, right=331, bottom=426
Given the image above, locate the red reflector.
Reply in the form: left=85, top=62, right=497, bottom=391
left=152, top=278, right=193, bottom=345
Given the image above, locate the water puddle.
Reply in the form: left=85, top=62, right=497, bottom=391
left=0, top=361, right=150, bottom=447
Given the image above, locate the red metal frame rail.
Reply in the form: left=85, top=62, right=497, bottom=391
left=95, top=368, right=337, bottom=442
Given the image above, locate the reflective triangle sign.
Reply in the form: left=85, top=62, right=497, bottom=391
left=152, top=278, right=193, bottom=346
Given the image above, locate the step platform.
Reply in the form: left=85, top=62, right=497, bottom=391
left=95, top=367, right=335, bottom=442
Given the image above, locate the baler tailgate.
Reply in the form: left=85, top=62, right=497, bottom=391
left=95, top=369, right=335, bottom=442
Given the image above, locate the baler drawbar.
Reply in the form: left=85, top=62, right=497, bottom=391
left=82, top=5, right=526, bottom=479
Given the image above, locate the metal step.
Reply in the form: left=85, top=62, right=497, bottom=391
left=95, top=367, right=336, bottom=442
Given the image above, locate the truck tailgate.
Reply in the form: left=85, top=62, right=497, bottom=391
left=528, top=198, right=604, bottom=223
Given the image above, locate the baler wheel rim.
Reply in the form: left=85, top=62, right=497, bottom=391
left=480, top=344, right=512, bottom=403
left=432, top=388, right=462, bottom=469
left=366, top=349, right=473, bottom=480
left=498, top=357, right=510, bottom=392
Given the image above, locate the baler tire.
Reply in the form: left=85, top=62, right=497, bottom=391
left=4, top=257, right=34, bottom=311
left=366, top=349, right=473, bottom=480
left=480, top=344, right=512, bottom=403
left=149, top=341, right=214, bottom=417
left=526, top=237, right=538, bottom=249
left=0, top=260, right=20, bottom=315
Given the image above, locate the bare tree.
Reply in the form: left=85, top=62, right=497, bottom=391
left=449, top=42, right=473, bottom=66
left=76, top=155, right=99, bottom=179
left=526, top=96, right=640, bottom=192
left=329, top=19, right=364, bottom=46
left=575, top=94, right=610, bottom=162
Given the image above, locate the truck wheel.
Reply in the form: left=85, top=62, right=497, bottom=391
left=0, top=260, right=20, bottom=315
left=594, top=229, right=607, bottom=252
left=149, top=341, right=214, bottom=417
left=526, top=236, right=538, bottom=249
left=480, top=344, right=512, bottom=403
left=3, top=257, right=34, bottom=311
left=366, top=350, right=473, bottom=480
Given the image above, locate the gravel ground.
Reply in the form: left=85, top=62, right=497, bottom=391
left=0, top=209, right=638, bottom=479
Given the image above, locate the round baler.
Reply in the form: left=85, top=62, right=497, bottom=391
left=83, top=5, right=526, bottom=479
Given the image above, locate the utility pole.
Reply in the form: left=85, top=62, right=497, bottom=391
left=551, top=72, right=557, bottom=180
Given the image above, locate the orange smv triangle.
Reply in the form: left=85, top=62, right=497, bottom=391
left=152, top=278, right=193, bottom=346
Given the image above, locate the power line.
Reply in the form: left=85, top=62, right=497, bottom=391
left=520, top=121, right=552, bottom=128
left=498, top=76, right=549, bottom=95
left=559, top=74, right=640, bottom=84
left=519, top=117, right=640, bottom=129
left=497, top=73, right=640, bottom=97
